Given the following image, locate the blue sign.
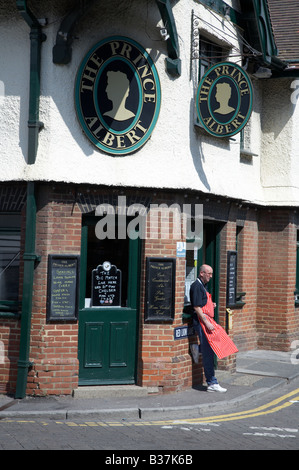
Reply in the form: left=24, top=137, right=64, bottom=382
left=174, top=325, right=195, bottom=340
left=176, top=242, right=186, bottom=258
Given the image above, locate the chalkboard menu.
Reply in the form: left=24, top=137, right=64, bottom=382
left=91, top=262, right=121, bottom=306
left=226, top=250, right=237, bottom=307
left=46, top=255, right=79, bottom=322
left=145, top=257, right=176, bottom=322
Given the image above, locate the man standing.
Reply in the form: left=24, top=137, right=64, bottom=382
left=190, top=264, right=227, bottom=392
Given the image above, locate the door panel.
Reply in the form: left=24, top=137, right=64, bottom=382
left=84, top=322, right=104, bottom=368
left=110, top=322, right=129, bottom=367
left=79, top=308, right=137, bottom=383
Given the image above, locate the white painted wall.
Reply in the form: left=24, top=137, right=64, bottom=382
left=261, top=78, right=299, bottom=205
left=0, top=0, right=298, bottom=206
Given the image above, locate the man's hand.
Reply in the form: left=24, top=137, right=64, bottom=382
left=202, top=316, right=215, bottom=331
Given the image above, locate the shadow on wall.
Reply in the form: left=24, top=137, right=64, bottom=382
left=188, top=97, right=239, bottom=192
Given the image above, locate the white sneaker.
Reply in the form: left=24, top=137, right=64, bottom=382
left=207, top=383, right=227, bottom=393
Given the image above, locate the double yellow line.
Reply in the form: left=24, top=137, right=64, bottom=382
left=3, top=388, right=299, bottom=428
left=167, top=387, right=299, bottom=425
left=99, top=387, right=299, bottom=427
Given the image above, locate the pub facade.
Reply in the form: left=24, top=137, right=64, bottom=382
left=0, top=0, right=299, bottom=397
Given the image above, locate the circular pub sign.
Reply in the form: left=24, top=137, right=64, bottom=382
left=75, top=36, right=161, bottom=155
left=196, top=62, right=253, bottom=138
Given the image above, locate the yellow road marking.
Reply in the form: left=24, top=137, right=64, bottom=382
left=2, top=388, right=299, bottom=427
left=167, top=388, right=299, bottom=424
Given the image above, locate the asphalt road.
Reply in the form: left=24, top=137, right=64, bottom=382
left=1, top=379, right=298, bottom=452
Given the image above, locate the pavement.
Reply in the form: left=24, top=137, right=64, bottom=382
left=1, top=349, right=299, bottom=421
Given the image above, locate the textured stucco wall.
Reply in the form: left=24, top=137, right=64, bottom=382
left=260, top=78, right=299, bottom=205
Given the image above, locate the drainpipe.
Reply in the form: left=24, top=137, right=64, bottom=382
left=15, top=182, right=39, bottom=399
left=52, top=0, right=96, bottom=65
left=155, top=0, right=181, bottom=76
left=16, top=0, right=46, bottom=164
left=15, top=0, right=44, bottom=398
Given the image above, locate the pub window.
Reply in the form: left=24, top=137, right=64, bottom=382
left=184, top=245, right=197, bottom=305
left=240, top=117, right=257, bottom=162
left=183, top=214, right=199, bottom=317
left=198, top=36, right=227, bottom=79
left=0, top=214, right=21, bottom=312
left=194, top=35, right=228, bottom=128
left=184, top=217, right=201, bottom=308
left=295, top=231, right=299, bottom=307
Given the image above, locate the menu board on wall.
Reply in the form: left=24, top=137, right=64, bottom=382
left=46, top=255, right=80, bottom=322
left=145, top=257, right=176, bottom=322
left=226, top=250, right=237, bottom=307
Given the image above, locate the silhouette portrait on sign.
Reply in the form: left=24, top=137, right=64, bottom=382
left=214, top=82, right=235, bottom=115
left=104, top=70, right=135, bottom=121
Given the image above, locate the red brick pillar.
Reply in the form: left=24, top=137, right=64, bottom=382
left=27, top=185, right=81, bottom=396
left=217, top=219, right=238, bottom=371
left=233, top=211, right=259, bottom=351
left=138, top=201, right=195, bottom=393
left=257, top=209, right=297, bottom=351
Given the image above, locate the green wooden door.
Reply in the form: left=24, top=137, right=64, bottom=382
left=197, top=222, right=221, bottom=370
left=197, top=222, right=221, bottom=321
left=78, top=216, right=140, bottom=385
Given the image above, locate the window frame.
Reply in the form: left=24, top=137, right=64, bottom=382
left=295, top=231, right=299, bottom=307
left=194, top=34, right=229, bottom=128
left=0, top=214, right=21, bottom=313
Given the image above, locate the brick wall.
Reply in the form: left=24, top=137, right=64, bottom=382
left=0, top=318, right=20, bottom=394
left=228, top=207, right=298, bottom=353
left=257, top=209, right=298, bottom=350
left=27, top=185, right=81, bottom=395
left=233, top=210, right=259, bottom=351
left=138, top=200, right=196, bottom=393
left=1, top=183, right=298, bottom=396
left=0, top=185, right=26, bottom=394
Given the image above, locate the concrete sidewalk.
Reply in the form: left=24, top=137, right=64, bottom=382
left=1, top=350, right=299, bottom=421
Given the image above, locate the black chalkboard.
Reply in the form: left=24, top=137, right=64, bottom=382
left=91, top=263, right=121, bottom=306
left=145, top=257, right=176, bottom=322
left=226, top=250, right=237, bottom=307
left=46, top=255, right=80, bottom=322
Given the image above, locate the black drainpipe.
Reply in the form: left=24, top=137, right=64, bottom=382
left=15, top=182, right=39, bottom=399
left=15, top=1, right=45, bottom=399
left=16, top=0, right=46, bottom=164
